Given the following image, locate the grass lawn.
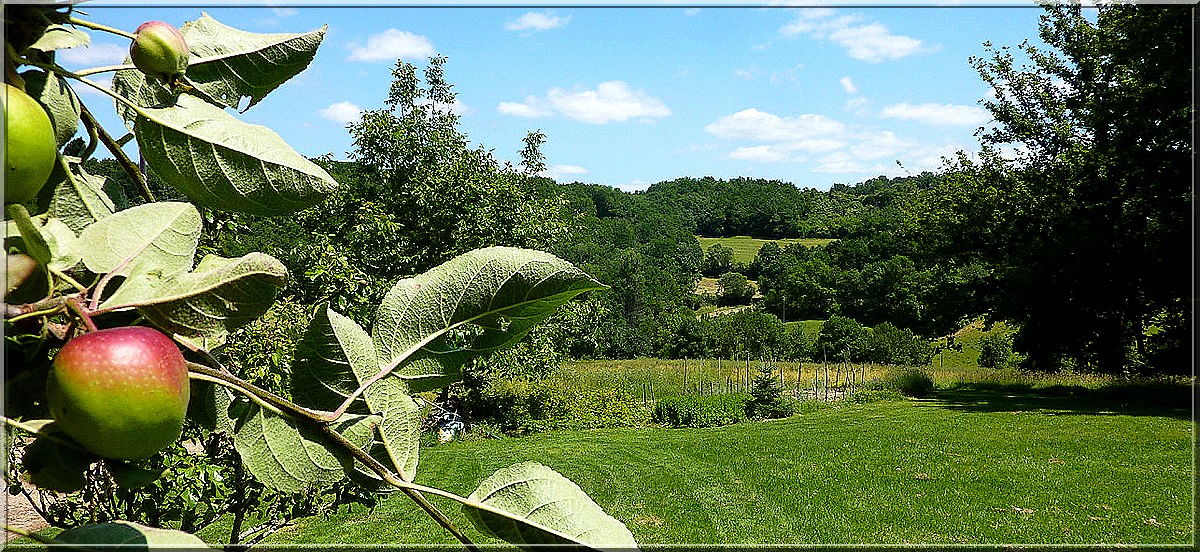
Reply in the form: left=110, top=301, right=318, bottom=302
left=698, top=236, right=835, bottom=265
left=238, top=388, right=1194, bottom=546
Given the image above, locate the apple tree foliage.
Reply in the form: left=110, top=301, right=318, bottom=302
left=3, top=4, right=635, bottom=549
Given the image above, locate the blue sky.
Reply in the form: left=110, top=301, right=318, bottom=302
left=58, top=4, right=1055, bottom=191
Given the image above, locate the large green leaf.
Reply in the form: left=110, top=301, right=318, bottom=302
left=27, top=23, right=89, bottom=53
left=182, top=14, right=327, bottom=111
left=77, top=201, right=199, bottom=279
left=134, top=94, right=337, bottom=215
left=291, top=306, right=377, bottom=413
left=463, top=461, right=638, bottom=551
left=54, top=521, right=209, bottom=549
left=233, top=404, right=376, bottom=494
left=100, top=253, right=287, bottom=349
left=21, top=68, right=80, bottom=147
left=46, top=161, right=117, bottom=234
left=112, top=13, right=325, bottom=122
left=292, top=307, right=421, bottom=482
left=373, top=247, right=605, bottom=392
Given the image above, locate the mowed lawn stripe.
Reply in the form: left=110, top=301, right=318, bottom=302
left=242, top=393, right=1192, bottom=546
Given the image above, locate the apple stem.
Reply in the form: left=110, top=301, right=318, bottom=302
left=65, top=297, right=99, bottom=333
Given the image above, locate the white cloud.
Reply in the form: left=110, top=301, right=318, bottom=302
left=706, top=106, right=967, bottom=177
left=347, top=29, right=435, bottom=62
left=56, top=43, right=128, bottom=68
left=705, top=109, right=846, bottom=143
left=543, top=164, right=589, bottom=180
left=499, top=81, right=670, bottom=124
left=850, top=131, right=909, bottom=160
left=781, top=10, right=936, bottom=62
left=72, top=73, right=113, bottom=97
left=729, top=145, right=799, bottom=163
left=498, top=100, right=553, bottom=118
left=506, top=12, right=572, bottom=31
left=319, top=101, right=362, bottom=125
left=844, top=96, right=871, bottom=113
left=839, top=76, right=858, bottom=94
left=880, top=102, right=991, bottom=126
left=272, top=7, right=299, bottom=17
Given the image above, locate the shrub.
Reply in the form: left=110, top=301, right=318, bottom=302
left=881, top=367, right=935, bottom=398
left=653, top=393, right=751, bottom=428
left=473, top=379, right=649, bottom=435
left=978, top=332, right=1015, bottom=368
left=745, top=363, right=796, bottom=420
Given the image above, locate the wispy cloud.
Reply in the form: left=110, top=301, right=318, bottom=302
left=839, top=76, right=858, bottom=94
left=543, top=164, right=589, bottom=181
left=505, top=12, right=571, bottom=32
left=707, top=107, right=964, bottom=176
left=347, top=29, right=435, bottom=62
left=319, top=101, right=362, bottom=125
left=781, top=10, right=937, bottom=62
left=879, top=102, right=990, bottom=126
left=499, top=81, right=670, bottom=124
left=56, top=43, right=127, bottom=68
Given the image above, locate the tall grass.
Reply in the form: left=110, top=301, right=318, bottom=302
left=559, top=358, right=903, bottom=403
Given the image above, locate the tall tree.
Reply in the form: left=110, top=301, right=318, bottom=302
left=928, top=4, right=1191, bottom=373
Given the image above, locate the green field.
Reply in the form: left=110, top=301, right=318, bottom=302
left=217, top=385, right=1193, bottom=546
left=698, top=235, right=835, bottom=265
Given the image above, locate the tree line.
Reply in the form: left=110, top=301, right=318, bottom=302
left=86, top=3, right=1190, bottom=376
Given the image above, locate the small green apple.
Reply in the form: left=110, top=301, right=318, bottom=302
left=129, top=21, right=189, bottom=83
left=3, top=82, right=57, bottom=204
left=47, top=326, right=190, bottom=460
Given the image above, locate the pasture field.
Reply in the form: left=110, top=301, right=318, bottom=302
left=232, top=382, right=1194, bottom=546
left=697, top=235, right=835, bottom=265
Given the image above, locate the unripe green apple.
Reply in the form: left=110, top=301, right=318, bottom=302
left=3, top=82, right=57, bottom=204
left=47, top=326, right=190, bottom=460
left=129, top=21, right=189, bottom=83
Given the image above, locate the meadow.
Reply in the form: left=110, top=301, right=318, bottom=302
left=697, top=235, right=836, bottom=265
left=218, top=379, right=1193, bottom=546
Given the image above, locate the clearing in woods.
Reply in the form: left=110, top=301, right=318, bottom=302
left=697, top=236, right=835, bottom=265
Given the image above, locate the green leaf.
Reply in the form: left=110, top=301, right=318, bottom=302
left=7, top=204, right=52, bottom=267
left=77, top=201, right=200, bottom=279
left=463, top=461, right=638, bottom=551
left=188, top=379, right=248, bottom=436
left=40, top=217, right=81, bottom=272
left=21, top=69, right=80, bottom=147
left=54, top=521, right=210, bottom=549
left=4, top=210, right=80, bottom=272
left=292, top=307, right=421, bottom=481
left=22, top=432, right=96, bottom=493
left=232, top=404, right=375, bottom=494
left=291, top=306, right=377, bottom=413
left=134, top=94, right=338, bottom=215
left=182, top=14, right=327, bottom=112
left=107, top=461, right=164, bottom=490
left=362, top=375, right=421, bottom=481
left=27, top=24, right=90, bottom=53
left=373, top=247, right=605, bottom=392
left=46, top=161, right=117, bottom=234
left=100, top=253, right=287, bottom=349
left=112, top=14, right=326, bottom=122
